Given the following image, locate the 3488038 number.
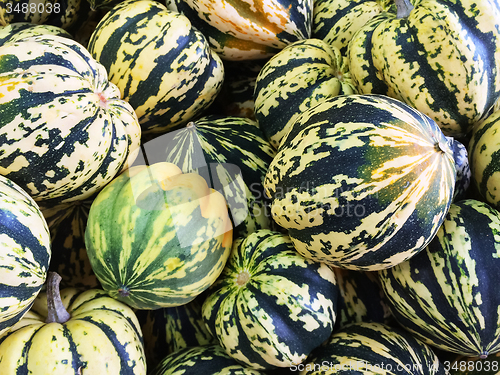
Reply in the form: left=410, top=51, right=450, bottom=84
left=5, top=2, right=61, bottom=14
left=443, top=360, right=499, bottom=372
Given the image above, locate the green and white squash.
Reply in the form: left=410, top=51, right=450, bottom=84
left=202, top=229, right=339, bottom=369
left=0, top=22, right=72, bottom=45
left=84, top=162, right=233, bottom=310
left=0, top=272, right=146, bottom=374
left=136, top=293, right=216, bottom=370
left=263, top=94, right=456, bottom=271
left=299, top=322, right=447, bottom=374
left=313, top=0, right=392, bottom=55
left=39, top=197, right=99, bottom=289
left=0, top=34, right=141, bottom=205
left=0, top=175, right=51, bottom=339
left=450, top=137, right=471, bottom=202
left=150, top=345, right=266, bottom=375
left=138, top=116, right=276, bottom=239
left=87, top=0, right=224, bottom=136
left=254, top=38, right=357, bottom=149
left=379, top=199, right=500, bottom=357
left=348, top=0, right=500, bottom=137
left=468, top=108, right=500, bottom=209
left=165, top=0, right=313, bottom=61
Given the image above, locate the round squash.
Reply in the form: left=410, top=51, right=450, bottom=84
left=138, top=116, right=276, bottom=239
left=87, top=0, right=224, bottom=136
left=0, top=272, right=146, bottom=374
left=254, top=38, right=357, bottom=149
left=347, top=0, right=500, bottom=137
left=0, top=22, right=72, bottom=45
left=379, top=199, right=500, bottom=357
left=202, top=229, right=339, bottom=369
left=84, top=162, right=233, bottom=310
left=0, top=175, right=51, bottom=339
left=263, top=94, right=456, bottom=271
left=0, top=34, right=141, bottom=205
left=298, top=322, right=447, bottom=374
left=165, top=0, right=313, bottom=61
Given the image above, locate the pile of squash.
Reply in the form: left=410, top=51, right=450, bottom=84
left=1, top=0, right=500, bottom=373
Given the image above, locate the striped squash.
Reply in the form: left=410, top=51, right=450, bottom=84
left=298, top=322, right=446, bottom=374
left=332, top=268, right=393, bottom=331
left=379, top=199, right=500, bottom=357
left=468, top=108, right=500, bottom=209
left=0, top=272, right=146, bottom=374
left=0, top=175, right=51, bottom=339
left=313, top=0, right=392, bottom=55
left=39, top=198, right=99, bottom=289
left=254, top=38, right=357, bottom=149
left=0, top=34, right=141, bottom=205
left=263, top=94, right=456, bottom=271
left=87, top=0, right=224, bottom=136
left=84, top=162, right=233, bottom=310
left=136, top=293, right=216, bottom=370
left=137, top=116, right=275, bottom=239
left=347, top=0, right=500, bottom=137
left=202, top=229, right=339, bottom=370
left=165, top=0, right=313, bottom=61
left=0, top=22, right=72, bottom=45
left=150, top=345, right=266, bottom=375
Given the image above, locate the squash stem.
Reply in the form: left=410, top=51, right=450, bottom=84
left=45, top=272, right=71, bottom=324
left=395, top=0, right=414, bottom=18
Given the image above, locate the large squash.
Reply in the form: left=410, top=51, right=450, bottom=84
left=84, top=162, right=233, bottom=310
left=348, top=0, right=500, bottom=137
left=0, top=34, right=141, bottom=205
left=87, top=0, right=224, bottom=136
left=0, top=175, right=51, bottom=339
left=379, top=199, right=500, bottom=357
left=263, top=94, right=456, bottom=271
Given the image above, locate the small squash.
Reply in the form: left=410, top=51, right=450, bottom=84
left=0, top=272, right=146, bottom=374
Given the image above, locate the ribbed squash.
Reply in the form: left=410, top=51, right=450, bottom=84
left=263, top=94, right=456, bottom=271
left=379, top=199, right=500, bottom=357
left=165, top=0, right=313, bottom=61
left=136, top=293, right=216, bottom=370
left=468, top=108, right=500, bottom=209
left=313, top=0, right=392, bottom=55
left=39, top=198, right=99, bottom=289
left=202, top=229, right=339, bottom=369
left=84, top=162, right=233, bottom=310
left=0, top=272, right=146, bottom=374
left=87, top=0, right=224, bottom=136
left=0, top=34, right=141, bottom=205
left=254, top=38, right=357, bottom=149
left=138, top=116, right=275, bottom=238
left=298, top=322, right=446, bottom=374
left=0, top=22, right=72, bottom=45
left=0, top=175, right=51, bottom=339
left=348, top=0, right=500, bottom=137
left=150, top=345, right=266, bottom=375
